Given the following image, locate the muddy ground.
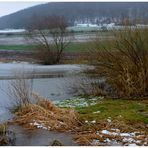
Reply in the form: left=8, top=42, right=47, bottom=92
left=0, top=50, right=89, bottom=63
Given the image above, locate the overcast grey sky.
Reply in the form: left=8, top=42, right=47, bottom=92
left=0, top=2, right=46, bottom=17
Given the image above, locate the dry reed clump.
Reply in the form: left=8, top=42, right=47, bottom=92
left=12, top=92, right=80, bottom=132
left=0, top=123, right=15, bottom=146
left=91, top=28, right=148, bottom=98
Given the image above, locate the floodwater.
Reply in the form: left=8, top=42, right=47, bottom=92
left=0, top=33, right=112, bottom=45
left=0, top=62, right=91, bottom=146
left=0, top=62, right=92, bottom=119
left=0, top=34, right=93, bottom=45
left=8, top=125, right=78, bottom=146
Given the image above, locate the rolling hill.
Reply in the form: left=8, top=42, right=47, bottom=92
left=0, top=2, right=147, bottom=29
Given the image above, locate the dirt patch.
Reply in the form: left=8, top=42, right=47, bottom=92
left=0, top=50, right=89, bottom=64
left=0, top=50, right=36, bottom=63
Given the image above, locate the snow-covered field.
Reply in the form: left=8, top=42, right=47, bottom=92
left=0, top=29, right=25, bottom=33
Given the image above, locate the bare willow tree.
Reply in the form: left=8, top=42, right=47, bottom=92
left=27, top=15, right=73, bottom=64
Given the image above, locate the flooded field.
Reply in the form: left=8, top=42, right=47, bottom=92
left=0, top=33, right=113, bottom=45
left=0, top=63, right=92, bottom=119
left=0, top=62, right=92, bottom=146
left=8, top=125, right=78, bottom=146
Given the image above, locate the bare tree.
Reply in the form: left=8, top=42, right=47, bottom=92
left=27, top=15, right=73, bottom=64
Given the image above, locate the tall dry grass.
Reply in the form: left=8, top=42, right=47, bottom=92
left=10, top=79, right=31, bottom=107
left=0, top=123, right=15, bottom=146
left=91, top=28, right=148, bottom=98
left=8, top=70, right=35, bottom=110
left=13, top=92, right=80, bottom=132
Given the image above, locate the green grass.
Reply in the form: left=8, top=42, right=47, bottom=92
left=0, top=42, right=91, bottom=52
left=0, top=30, right=114, bottom=52
left=55, top=97, right=148, bottom=124
left=0, top=45, right=36, bottom=51
left=76, top=99, right=148, bottom=124
left=65, top=42, right=91, bottom=52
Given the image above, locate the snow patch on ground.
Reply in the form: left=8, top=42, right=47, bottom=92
left=91, top=129, right=148, bottom=146
left=90, top=120, right=96, bottom=124
left=93, top=111, right=101, bottom=114
left=30, top=121, right=51, bottom=130
left=54, top=96, right=104, bottom=108
left=101, top=130, right=118, bottom=136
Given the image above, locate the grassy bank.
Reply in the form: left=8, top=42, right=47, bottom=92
left=10, top=93, right=148, bottom=146
left=56, top=97, right=148, bottom=146
left=56, top=97, right=148, bottom=125
left=49, top=97, right=148, bottom=146
left=76, top=99, right=148, bottom=125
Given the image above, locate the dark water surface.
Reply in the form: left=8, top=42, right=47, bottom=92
left=8, top=125, right=78, bottom=146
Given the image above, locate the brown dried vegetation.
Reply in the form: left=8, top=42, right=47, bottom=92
left=74, top=120, right=148, bottom=146
left=12, top=93, right=80, bottom=132
left=91, top=28, right=148, bottom=98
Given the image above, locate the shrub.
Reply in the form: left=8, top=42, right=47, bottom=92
left=92, top=28, right=148, bottom=98
left=34, top=45, right=59, bottom=65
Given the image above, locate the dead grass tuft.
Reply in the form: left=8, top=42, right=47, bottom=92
left=12, top=92, right=80, bottom=132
